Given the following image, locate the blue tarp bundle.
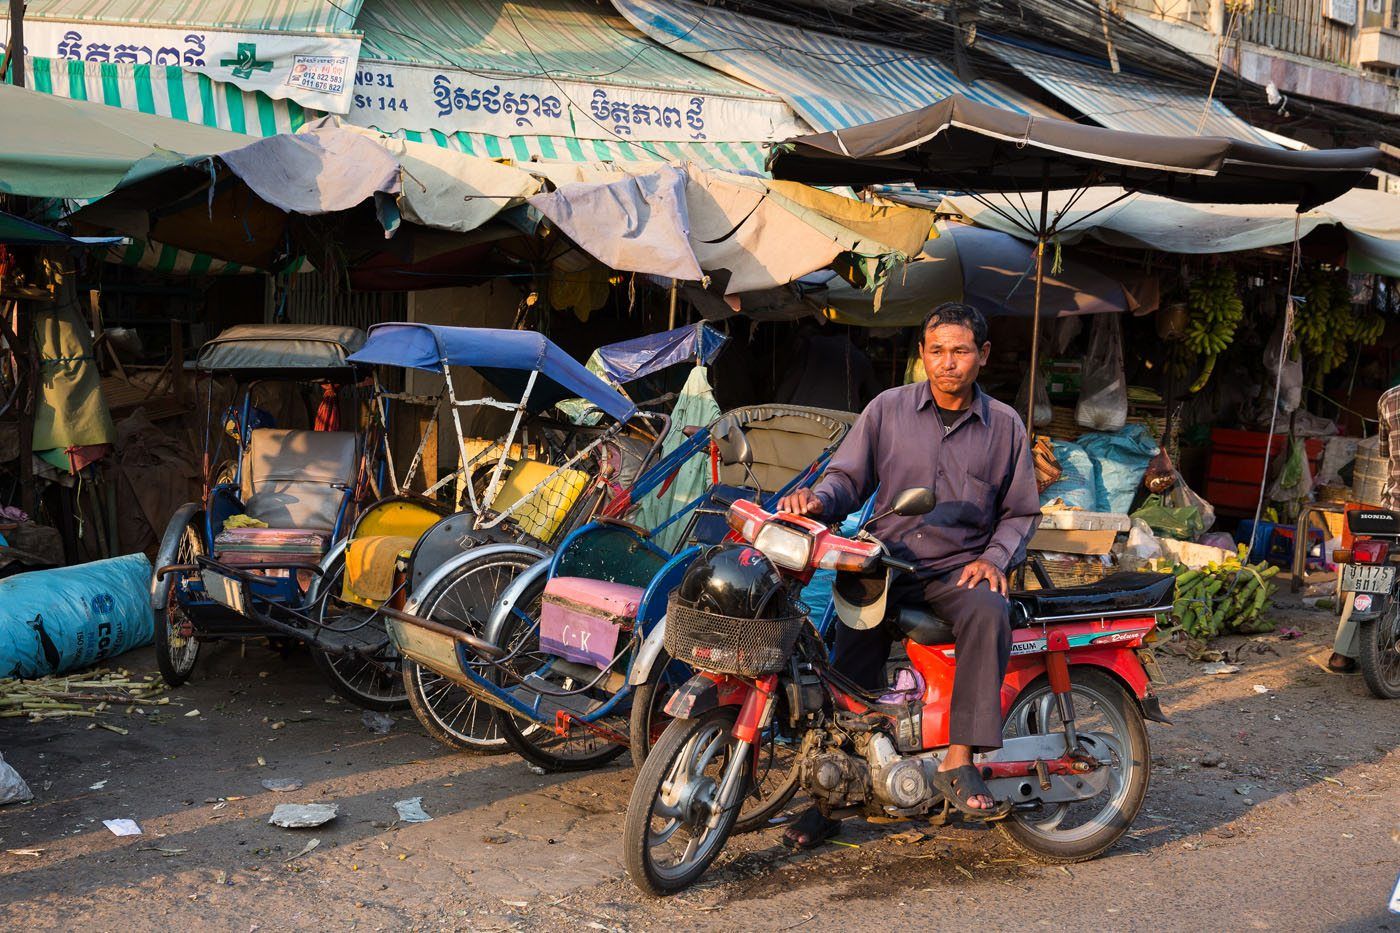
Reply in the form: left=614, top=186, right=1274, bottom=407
left=593, top=323, right=727, bottom=385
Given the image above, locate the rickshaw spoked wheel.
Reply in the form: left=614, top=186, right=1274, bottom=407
left=155, top=513, right=204, bottom=687
left=403, top=549, right=544, bottom=754
left=310, top=551, right=410, bottom=712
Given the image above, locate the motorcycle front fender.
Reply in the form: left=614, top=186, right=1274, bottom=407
left=663, top=672, right=750, bottom=719
left=628, top=617, right=667, bottom=686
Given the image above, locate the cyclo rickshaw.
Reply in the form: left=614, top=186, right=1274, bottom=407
left=315, top=322, right=667, bottom=719
left=383, top=402, right=856, bottom=828
left=150, top=324, right=401, bottom=705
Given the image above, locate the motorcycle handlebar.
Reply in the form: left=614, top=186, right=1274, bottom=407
left=882, top=555, right=917, bottom=574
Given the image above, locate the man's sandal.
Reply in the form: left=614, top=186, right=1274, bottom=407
left=930, top=764, right=1011, bottom=821
left=782, top=807, right=841, bottom=849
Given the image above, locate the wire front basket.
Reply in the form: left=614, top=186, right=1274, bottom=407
left=664, top=595, right=807, bottom=678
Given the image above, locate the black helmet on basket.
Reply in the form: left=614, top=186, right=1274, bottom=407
left=674, top=544, right=787, bottom=619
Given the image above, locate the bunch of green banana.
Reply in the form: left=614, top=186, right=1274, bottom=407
left=1184, top=265, right=1245, bottom=392
left=1162, top=545, right=1279, bottom=639
left=1294, top=266, right=1378, bottom=378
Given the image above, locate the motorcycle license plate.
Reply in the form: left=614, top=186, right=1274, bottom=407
left=1341, top=563, right=1395, bottom=595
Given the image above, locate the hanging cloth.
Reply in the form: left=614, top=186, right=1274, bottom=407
left=314, top=383, right=341, bottom=431
left=634, top=365, right=722, bottom=552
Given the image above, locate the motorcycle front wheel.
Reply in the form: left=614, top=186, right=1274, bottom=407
left=1358, top=601, right=1400, bottom=699
left=624, top=707, right=746, bottom=896
left=997, top=668, right=1150, bottom=863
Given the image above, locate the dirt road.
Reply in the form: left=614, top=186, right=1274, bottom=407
left=2, top=592, right=1397, bottom=931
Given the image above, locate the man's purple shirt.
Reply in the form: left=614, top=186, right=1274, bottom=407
left=812, top=381, right=1041, bottom=577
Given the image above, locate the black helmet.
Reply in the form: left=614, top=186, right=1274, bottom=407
left=675, top=544, right=787, bottom=619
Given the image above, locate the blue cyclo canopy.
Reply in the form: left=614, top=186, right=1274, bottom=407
left=349, top=323, right=638, bottom=423
left=594, top=323, right=728, bottom=385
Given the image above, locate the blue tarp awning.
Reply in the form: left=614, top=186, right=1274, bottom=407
left=349, top=324, right=638, bottom=423
left=594, top=323, right=727, bottom=385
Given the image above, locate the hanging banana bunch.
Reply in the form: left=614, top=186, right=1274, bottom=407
left=1294, top=267, right=1380, bottom=381
left=1183, top=264, right=1245, bottom=392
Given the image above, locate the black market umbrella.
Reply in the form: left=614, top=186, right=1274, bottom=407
left=769, top=94, right=1381, bottom=428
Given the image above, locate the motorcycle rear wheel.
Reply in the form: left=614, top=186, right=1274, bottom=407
left=624, top=706, right=746, bottom=896
left=997, top=668, right=1150, bottom=863
left=1358, top=602, right=1400, bottom=699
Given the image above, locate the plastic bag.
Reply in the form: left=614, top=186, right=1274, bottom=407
left=0, top=553, right=154, bottom=678
left=1262, top=318, right=1303, bottom=415
left=1015, top=367, right=1052, bottom=428
left=0, top=752, right=33, bottom=806
left=1132, top=494, right=1204, bottom=541
left=1267, top=437, right=1313, bottom=523
left=1078, top=424, right=1160, bottom=514
left=1124, top=517, right=1163, bottom=561
left=1165, top=470, right=1216, bottom=535
left=1075, top=313, right=1128, bottom=431
left=1039, top=440, right=1097, bottom=511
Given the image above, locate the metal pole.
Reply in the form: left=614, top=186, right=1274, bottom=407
left=6, top=0, right=25, bottom=87
left=667, top=281, right=678, bottom=330
left=1026, top=172, right=1050, bottom=435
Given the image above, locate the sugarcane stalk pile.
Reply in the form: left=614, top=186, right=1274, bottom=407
left=1157, top=546, right=1280, bottom=639
left=0, top=669, right=169, bottom=733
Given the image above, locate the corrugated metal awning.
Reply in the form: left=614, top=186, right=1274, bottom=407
left=0, top=0, right=361, bottom=32
left=349, top=0, right=805, bottom=143
left=610, top=0, right=1060, bottom=131
left=979, top=38, right=1277, bottom=146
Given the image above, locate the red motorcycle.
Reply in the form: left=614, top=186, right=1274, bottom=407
left=623, top=488, right=1173, bottom=895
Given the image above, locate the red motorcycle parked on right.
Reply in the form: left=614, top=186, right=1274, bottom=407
left=623, top=487, right=1173, bottom=895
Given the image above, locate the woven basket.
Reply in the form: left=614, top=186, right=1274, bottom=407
left=1021, top=554, right=1111, bottom=591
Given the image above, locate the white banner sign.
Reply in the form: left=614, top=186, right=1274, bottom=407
left=0, top=18, right=360, bottom=113
left=347, top=61, right=806, bottom=144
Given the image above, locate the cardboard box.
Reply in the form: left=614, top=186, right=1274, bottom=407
left=1028, top=528, right=1118, bottom=556
left=1038, top=510, right=1132, bottom=533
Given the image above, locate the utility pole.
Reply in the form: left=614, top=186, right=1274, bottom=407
left=4, top=0, right=25, bottom=87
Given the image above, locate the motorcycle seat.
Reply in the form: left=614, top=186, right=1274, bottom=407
left=1347, top=508, right=1400, bottom=536
left=1010, top=572, right=1174, bottom=620
left=890, top=605, right=955, bottom=646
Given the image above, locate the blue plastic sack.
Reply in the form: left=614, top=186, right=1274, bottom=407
left=1040, top=440, right=1098, bottom=511
left=1078, top=424, right=1160, bottom=514
left=0, top=553, right=154, bottom=678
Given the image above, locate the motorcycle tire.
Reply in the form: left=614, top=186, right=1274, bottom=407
left=624, top=706, right=746, bottom=896
left=996, top=668, right=1150, bottom=864
left=627, top=651, right=803, bottom=833
left=1358, top=604, right=1400, bottom=699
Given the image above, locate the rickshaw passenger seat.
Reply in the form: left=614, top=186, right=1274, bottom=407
left=241, top=428, right=358, bottom=531
left=490, top=459, right=591, bottom=544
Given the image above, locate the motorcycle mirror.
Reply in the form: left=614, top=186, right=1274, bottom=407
left=891, top=486, right=936, bottom=516
left=711, top=418, right=754, bottom=467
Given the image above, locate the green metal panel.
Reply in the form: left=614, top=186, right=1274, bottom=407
left=355, top=0, right=771, bottom=99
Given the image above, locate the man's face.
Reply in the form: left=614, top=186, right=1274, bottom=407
left=919, top=322, right=990, bottom=398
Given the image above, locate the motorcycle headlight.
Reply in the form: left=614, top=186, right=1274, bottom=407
left=753, top=522, right=813, bottom=571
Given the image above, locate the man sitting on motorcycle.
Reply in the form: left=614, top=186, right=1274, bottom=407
left=777, top=301, right=1041, bottom=846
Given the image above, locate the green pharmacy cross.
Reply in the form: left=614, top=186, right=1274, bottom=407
left=222, top=43, right=273, bottom=80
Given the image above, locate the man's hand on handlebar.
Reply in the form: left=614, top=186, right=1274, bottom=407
left=956, top=559, right=1008, bottom=596
left=777, top=488, right=824, bottom=517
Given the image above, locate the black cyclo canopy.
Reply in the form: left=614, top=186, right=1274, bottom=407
left=767, top=94, right=1380, bottom=212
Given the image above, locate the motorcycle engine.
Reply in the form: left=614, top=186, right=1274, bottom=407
left=863, top=733, right=933, bottom=812
left=801, top=751, right=870, bottom=809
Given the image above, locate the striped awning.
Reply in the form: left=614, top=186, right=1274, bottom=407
left=979, top=38, right=1277, bottom=146
left=17, top=55, right=768, bottom=273
left=610, top=0, right=1058, bottom=131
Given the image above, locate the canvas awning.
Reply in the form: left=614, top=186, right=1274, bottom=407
left=816, top=223, right=1129, bottom=326
left=978, top=38, right=1276, bottom=146
left=527, top=163, right=936, bottom=294
left=611, top=0, right=1058, bottom=131
left=0, top=82, right=250, bottom=199
left=769, top=94, right=1379, bottom=211
left=942, top=186, right=1400, bottom=276
left=348, top=0, right=805, bottom=145
left=0, top=0, right=364, bottom=112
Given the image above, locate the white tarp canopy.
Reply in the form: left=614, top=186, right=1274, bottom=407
left=528, top=164, right=935, bottom=294
left=940, top=187, right=1400, bottom=276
